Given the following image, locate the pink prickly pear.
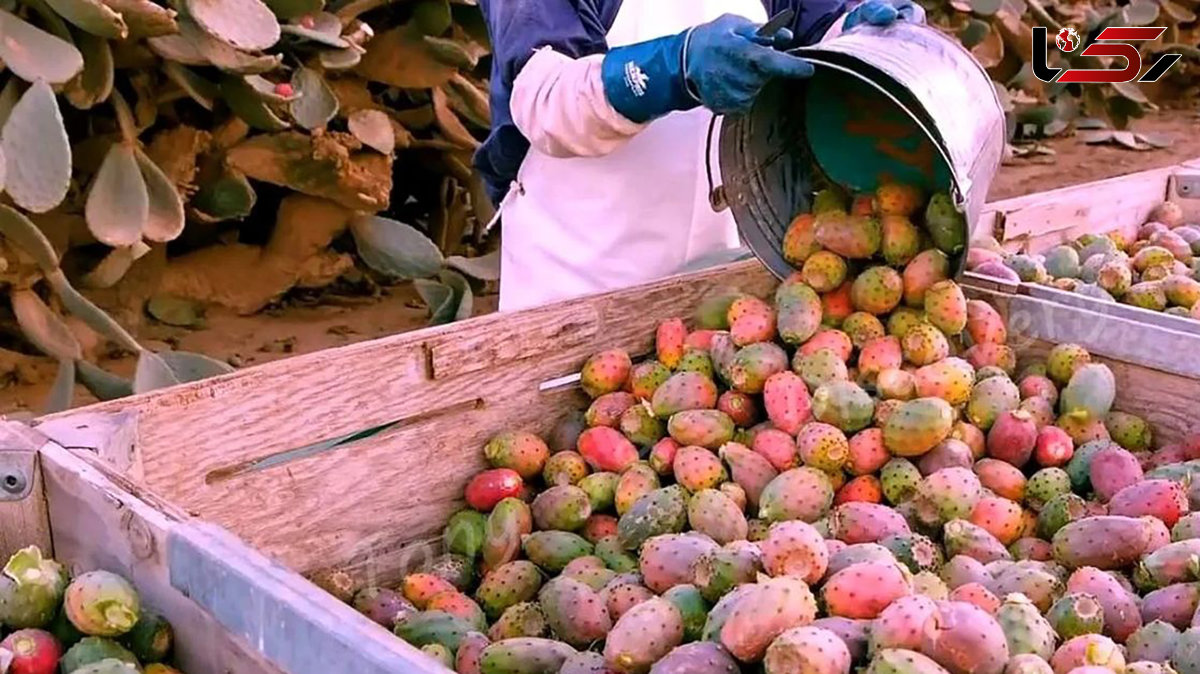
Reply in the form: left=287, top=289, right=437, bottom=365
left=1107, top=479, right=1189, bottom=527
left=753, top=429, right=799, bottom=472
left=1035, top=426, right=1075, bottom=468
left=656, top=318, right=687, bottom=370
left=719, top=576, right=818, bottom=662
left=858, top=336, right=904, bottom=381
left=760, top=520, right=828, bottom=583
left=1066, top=567, right=1143, bottom=643
left=1049, top=634, right=1125, bottom=674
left=604, top=597, right=684, bottom=673
left=943, top=519, right=1012, bottom=563
left=763, top=371, right=812, bottom=436
left=847, top=428, right=889, bottom=476
left=948, top=582, right=1001, bottom=614
left=668, top=411, right=735, bottom=450
left=829, top=502, right=910, bottom=544
left=720, top=442, right=778, bottom=510
left=822, top=560, right=911, bottom=619
left=687, top=489, right=748, bottom=545
left=603, top=582, right=655, bottom=621
left=728, top=296, right=777, bottom=346
left=1088, top=447, right=1144, bottom=502
left=871, top=594, right=939, bottom=653
left=586, top=392, right=638, bottom=429
left=638, top=533, right=720, bottom=594
left=581, top=350, right=633, bottom=398
left=651, top=372, right=718, bottom=418
left=1140, top=584, right=1200, bottom=629
left=763, top=626, right=852, bottom=674
left=578, top=427, right=639, bottom=473
left=672, top=446, right=726, bottom=492
left=963, top=344, right=1017, bottom=376
left=921, top=601, right=1010, bottom=674
left=538, top=576, right=612, bottom=649
left=917, top=438, right=973, bottom=476
left=966, top=300, right=1007, bottom=345
left=987, top=410, right=1038, bottom=468
left=648, top=437, right=680, bottom=476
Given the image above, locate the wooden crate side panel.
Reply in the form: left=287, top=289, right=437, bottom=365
left=35, top=440, right=288, bottom=674
left=0, top=424, right=52, bottom=562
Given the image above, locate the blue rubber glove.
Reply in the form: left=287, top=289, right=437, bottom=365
left=600, top=14, right=815, bottom=124
left=843, top=0, right=926, bottom=31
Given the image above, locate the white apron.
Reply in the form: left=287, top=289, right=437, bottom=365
left=496, top=0, right=767, bottom=312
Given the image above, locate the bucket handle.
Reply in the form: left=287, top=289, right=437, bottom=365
left=704, top=114, right=731, bottom=213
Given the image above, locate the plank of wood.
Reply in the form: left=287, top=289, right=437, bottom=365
left=1022, top=283, right=1200, bottom=337
left=32, top=410, right=142, bottom=479
left=0, top=423, right=51, bottom=563
left=35, top=433, right=290, bottom=674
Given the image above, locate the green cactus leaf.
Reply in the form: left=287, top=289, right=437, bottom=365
left=46, top=269, right=141, bottom=353
left=65, top=29, right=115, bottom=110
left=452, top=3, right=489, bottom=50
left=133, top=350, right=181, bottom=394
left=422, top=35, right=478, bottom=69
left=281, top=12, right=348, bottom=48
left=356, top=23, right=457, bottom=88
left=350, top=214, right=444, bottom=280
left=445, top=249, right=499, bottom=282
left=438, top=268, right=473, bottom=323
left=0, top=205, right=61, bottom=271
left=179, top=19, right=283, bottom=73
left=80, top=242, right=150, bottom=289
left=0, top=10, right=85, bottom=84
left=968, top=0, right=1001, bottom=16
left=76, top=360, right=133, bottom=401
left=346, top=109, right=394, bottom=155
left=42, top=0, right=128, bottom=38
left=44, top=358, right=76, bottom=413
left=1161, top=0, right=1197, bottom=22
left=1121, top=0, right=1159, bottom=25
left=86, top=142, right=149, bottom=247
left=318, top=46, right=362, bottom=70
left=146, top=32, right=210, bottom=66
left=11, top=289, right=83, bottom=361
left=245, top=75, right=300, bottom=103
left=100, top=0, right=178, bottom=37
left=189, top=168, right=256, bottom=222
left=135, top=148, right=186, bottom=242
left=958, top=18, right=989, bottom=48
left=0, top=80, right=19, bottom=127
left=442, top=73, right=489, bottom=129
left=0, top=80, right=73, bottom=214
left=432, top=87, right=478, bottom=149
left=413, top=279, right=453, bottom=323
left=158, top=350, right=235, bottom=382
left=413, top=0, right=451, bottom=35
left=162, top=62, right=217, bottom=110
left=24, top=0, right=74, bottom=40
left=220, top=75, right=290, bottom=131
left=261, top=0, right=322, bottom=21
left=146, top=293, right=206, bottom=327
left=187, top=0, right=281, bottom=51
left=289, top=67, right=338, bottom=130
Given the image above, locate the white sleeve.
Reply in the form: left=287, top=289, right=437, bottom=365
left=510, top=47, right=648, bottom=159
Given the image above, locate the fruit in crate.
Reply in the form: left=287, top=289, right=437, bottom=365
left=366, top=182, right=1200, bottom=674
left=967, top=199, right=1200, bottom=320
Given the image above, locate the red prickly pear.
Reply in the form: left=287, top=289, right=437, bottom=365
left=884, top=398, right=955, bottom=457
left=859, top=336, right=904, bottom=381
left=1049, top=634, right=1124, bottom=674
left=639, top=533, right=719, bottom=594
left=628, top=361, right=671, bottom=401
left=582, top=515, right=619, bottom=543
left=543, top=451, right=589, bottom=486
left=966, top=300, right=1007, bottom=345
left=760, top=520, right=828, bottom=583
left=848, top=428, right=889, bottom=476
left=836, top=475, right=883, bottom=505
left=586, top=392, right=638, bottom=429
left=821, top=281, right=856, bottom=327
left=538, top=577, right=612, bottom=648
left=604, top=597, right=684, bottom=674
left=717, top=390, right=759, bottom=427
left=903, top=249, right=950, bottom=307
left=776, top=283, right=824, bottom=345
left=672, top=446, right=726, bottom=492
left=1088, top=447, right=1144, bottom=503
left=485, top=431, right=551, bottom=479
left=684, top=329, right=720, bottom=351
left=1108, top=479, right=1189, bottom=527
left=969, top=496, right=1025, bottom=545
left=720, top=442, right=779, bottom=509
left=652, top=372, right=719, bottom=418
left=948, top=582, right=1001, bottom=614
left=797, top=423, right=850, bottom=473
left=753, top=429, right=799, bottom=472
left=728, top=343, right=789, bottom=394
left=1035, top=426, right=1075, bottom=468
left=720, top=576, right=819, bottom=662
left=1, top=628, right=61, bottom=674
left=582, top=350, right=633, bottom=399
left=603, top=582, right=655, bottom=621
left=465, top=469, right=525, bottom=512
left=1066, top=567, right=1142, bottom=643
left=758, top=467, right=835, bottom=523
left=922, top=601, right=1010, bottom=674
left=829, top=501, right=909, bottom=544
left=763, top=626, right=852, bottom=674
left=483, top=498, right=533, bottom=571
left=763, top=371, right=812, bottom=436
left=800, top=328, right=855, bottom=361
left=687, top=489, right=748, bottom=545
left=578, top=427, right=639, bottom=473
left=974, top=459, right=1026, bottom=502
left=822, top=560, right=912, bottom=619
left=657, top=319, right=687, bottom=370
left=648, top=437, right=680, bottom=476
left=727, top=297, right=777, bottom=346
left=871, top=595, right=939, bottom=652
left=668, top=411, right=735, bottom=450
left=987, top=410, right=1038, bottom=468
left=1052, top=516, right=1152, bottom=569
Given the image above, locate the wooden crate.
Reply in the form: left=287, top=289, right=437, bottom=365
left=18, top=256, right=1200, bottom=674
left=965, top=157, right=1200, bottom=375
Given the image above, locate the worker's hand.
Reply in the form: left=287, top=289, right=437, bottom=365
left=843, top=0, right=927, bottom=30
left=683, top=14, right=816, bottom=116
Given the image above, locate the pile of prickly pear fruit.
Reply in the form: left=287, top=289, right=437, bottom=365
left=0, top=546, right=182, bottom=674
left=352, top=183, right=1200, bottom=674
left=968, top=199, right=1200, bottom=320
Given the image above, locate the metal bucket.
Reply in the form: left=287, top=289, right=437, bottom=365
left=715, top=21, right=1006, bottom=279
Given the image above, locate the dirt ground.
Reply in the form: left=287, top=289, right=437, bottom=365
left=1, top=108, right=1198, bottom=415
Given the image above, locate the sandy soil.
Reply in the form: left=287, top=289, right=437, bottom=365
left=2, top=108, right=1197, bottom=415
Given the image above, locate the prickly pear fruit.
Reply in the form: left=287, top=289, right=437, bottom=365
left=859, top=336, right=905, bottom=382
left=868, top=649, right=953, bottom=674
left=994, top=593, right=1058, bottom=660
left=638, top=533, right=720, bottom=595
left=466, top=469, right=526, bottom=511
left=966, top=300, right=1007, bottom=345
left=523, top=532, right=594, bottom=572
left=58, top=637, right=139, bottom=674
left=1047, top=593, right=1106, bottom=640
left=949, top=582, right=1000, bottom=614
left=763, top=626, right=852, bottom=674
left=485, top=431, right=551, bottom=480
left=882, top=214, right=922, bottom=266
left=617, top=486, right=688, bottom=551
left=483, top=498, right=534, bottom=571
left=64, top=571, right=139, bottom=638
left=538, top=576, right=612, bottom=648
left=649, top=641, right=740, bottom=674
left=881, top=458, right=923, bottom=504
left=803, top=251, right=849, bottom=292
left=686, top=489, right=747, bottom=546
left=813, top=382, right=876, bottom=433
left=1135, top=539, right=1200, bottom=591
left=0, top=546, right=68, bottom=631
left=488, top=602, right=548, bottom=640
left=582, top=350, right=633, bottom=399
left=988, top=411, right=1038, bottom=468
left=884, top=398, right=955, bottom=457
left=848, top=428, right=890, bottom=476
left=1049, top=634, right=1124, bottom=674
left=656, top=319, right=687, bottom=370
left=652, top=372, right=719, bottom=418
left=602, top=597, right=684, bottom=673
left=1126, top=620, right=1181, bottom=662
left=913, top=358, right=975, bottom=406
left=759, top=467, right=835, bottom=523
left=475, top=561, right=543, bottom=619
left=479, top=637, right=577, bottom=674
left=830, top=502, right=910, bottom=544
left=823, top=560, right=911, bottom=619
left=969, top=497, right=1025, bottom=546
left=753, top=429, right=799, bottom=472
left=1052, top=516, right=1151, bottom=570
left=1, top=628, right=62, bottom=674
left=1065, top=567, right=1143, bottom=643
left=852, top=266, right=904, bottom=315
left=967, top=377, right=1021, bottom=431
left=919, top=467, right=983, bottom=523
left=760, top=520, right=828, bottom=583
left=728, top=343, right=789, bottom=394
left=720, top=576, right=818, bottom=661
left=901, top=324, right=951, bottom=367
left=816, top=211, right=882, bottom=259
left=668, top=411, right=735, bottom=450
left=921, top=600, right=1010, bottom=674
left=776, top=283, right=824, bottom=346
left=615, top=463, right=660, bottom=516
left=1106, top=411, right=1153, bottom=453
left=943, top=519, right=1012, bottom=563
left=798, top=348, right=851, bottom=391
left=1108, top=479, right=1188, bottom=528
left=720, top=442, right=779, bottom=509
left=532, top=485, right=592, bottom=532
left=1060, top=364, right=1116, bottom=423
left=924, top=281, right=968, bottom=335
left=1089, top=447, right=1145, bottom=503
left=904, top=249, right=951, bottom=307
left=544, top=451, right=589, bottom=487
left=728, top=296, right=777, bottom=346
left=1046, top=344, right=1091, bottom=387
left=629, top=361, right=672, bottom=401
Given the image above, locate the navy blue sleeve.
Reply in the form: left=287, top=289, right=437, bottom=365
left=763, top=0, right=849, bottom=45
left=473, top=0, right=620, bottom=206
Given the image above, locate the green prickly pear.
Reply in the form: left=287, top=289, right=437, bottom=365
left=925, top=192, right=967, bottom=256
left=488, top=602, right=548, bottom=640
left=997, top=593, right=1057, bottom=660
left=867, top=649, right=953, bottom=674
left=691, top=542, right=762, bottom=602
left=617, top=486, right=689, bottom=551
left=478, top=637, right=577, bottom=674
left=0, top=546, right=69, bottom=630
left=531, top=485, right=592, bottom=532
left=475, top=561, right=543, bottom=619
left=64, top=571, right=139, bottom=637
left=522, top=532, right=593, bottom=572
left=667, top=410, right=735, bottom=449
left=1046, top=592, right=1106, bottom=640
